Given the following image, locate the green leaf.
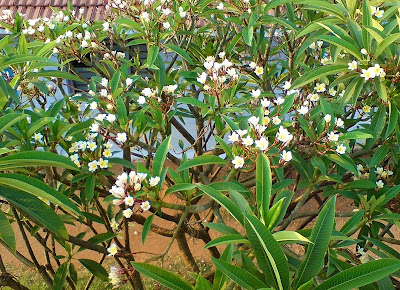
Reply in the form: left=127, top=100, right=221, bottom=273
left=111, top=70, right=121, bottom=93
left=215, top=136, right=233, bottom=159
left=244, top=214, right=290, bottom=290
left=147, top=46, right=160, bottom=69
left=243, top=26, right=254, bottom=46
left=291, top=65, right=348, bottom=89
left=272, top=231, right=311, bottom=244
left=31, top=70, right=82, bottom=82
left=0, top=186, right=68, bottom=239
left=0, top=209, right=15, bottom=251
left=85, top=175, right=96, bottom=202
left=0, top=113, right=27, bottom=135
left=142, top=214, right=154, bottom=244
left=153, top=136, right=171, bottom=176
left=319, top=35, right=362, bottom=60
left=177, top=155, right=226, bottom=172
left=177, top=97, right=208, bottom=110
left=340, top=210, right=365, bottom=236
left=211, top=257, right=267, bottom=289
left=0, top=174, right=81, bottom=216
left=164, top=44, right=194, bottom=65
left=0, top=151, right=79, bottom=171
left=79, top=259, right=109, bottom=282
left=326, top=154, right=358, bottom=177
left=385, top=103, right=398, bottom=138
left=311, top=157, right=326, bottom=176
left=198, top=184, right=244, bottom=225
left=362, top=0, right=372, bottom=51
left=53, top=262, right=69, bottom=290
left=213, top=244, right=233, bottom=290
left=256, top=153, right=272, bottom=223
left=117, top=97, right=128, bottom=126
left=338, top=131, right=373, bottom=141
left=314, top=259, right=400, bottom=290
left=87, top=232, right=117, bottom=245
left=131, top=262, right=193, bottom=290
left=369, top=144, right=389, bottom=168
left=375, top=33, right=400, bottom=58
left=265, top=198, right=285, bottom=230
left=204, top=234, right=248, bottom=248
left=294, top=196, right=336, bottom=288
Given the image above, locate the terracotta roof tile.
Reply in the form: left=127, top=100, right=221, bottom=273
left=0, top=0, right=108, bottom=20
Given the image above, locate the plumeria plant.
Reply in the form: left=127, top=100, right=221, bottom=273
left=1, top=0, right=400, bottom=289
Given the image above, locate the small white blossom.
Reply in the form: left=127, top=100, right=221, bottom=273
left=255, top=137, right=269, bottom=151
left=232, top=156, right=245, bottom=169
left=107, top=243, right=118, bottom=256
left=149, top=176, right=160, bottom=187
left=336, top=144, right=346, bottom=154
left=140, top=201, right=151, bottom=211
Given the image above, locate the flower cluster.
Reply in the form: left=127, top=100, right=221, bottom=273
left=109, top=171, right=154, bottom=218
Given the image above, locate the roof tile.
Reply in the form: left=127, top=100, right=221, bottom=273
left=0, top=0, right=108, bottom=20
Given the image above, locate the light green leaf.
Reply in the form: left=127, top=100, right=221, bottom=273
left=314, top=259, right=400, bottom=290
left=338, top=131, right=373, bottom=141
left=164, top=44, right=194, bottom=65
left=0, top=186, right=68, bottom=239
left=0, top=113, right=28, bottom=135
left=291, top=65, right=348, bottom=89
left=0, top=174, right=81, bottom=216
left=294, top=196, right=336, bottom=288
left=79, top=259, right=109, bottom=282
left=211, top=257, right=268, bottom=290
left=256, top=153, right=272, bottom=223
left=177, top=155, right=226, bottom=172
left=53, top=262, right=69, bottom=290
left=153, top=136, right=171, bottom=177
left=142, top=214, right=155, bottom=245
left=0, top=209, right=15, bottom=251
left=272, top=231, right=311, bottom=244
left=245, top=214, right=289, bottom=290
left=131, top=262, right=193, bottom=290
left=204, top=234, right=248, bottom=248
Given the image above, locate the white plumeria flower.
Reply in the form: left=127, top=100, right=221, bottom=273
left=251, top=89, right=261, bottom=98
left=336, top=144, right=346, bottom=154
left=110, top=218, right=119, bottom=232
left=96, top=114, right=107, bottom=121
left=88, top=160, right=98, bottom=172
left=33, top=132, right=43, bottom=142
left=255, top=137, right=269, bottom=151
left=329, top=87, right=337, bottom=96
left=376, top=180, right=384, bottom=189
left=361, top=48, right=368, bottom=55
left=90, top=122, right=99, bottom=133
left=232, top=156, right=245, bottom=169
left=99, top=158, right=109, bottom=169
left=149, top=176, right=160, bottom=187
left=137, top=96, right=146, bottom=105
left=87, top=141, right=97, bottom=151
left=126, top=78, right=133, bottom=86
left=103, top=149, right=112, bottom=158
left=314, top=83, right=326, bottom=93
left=106, top=114, right=117, bottom=123
left=140, top=201, right=151, bottom=211
left=101, top=78, right=108, bottom=87
left=261, top=99, right=270, bottom=107
left=163, top=22, right=171, bottom=29
left=324, top=114, right=332, bottom=123
left=272, top=116, right=281, bottom=125
left=197, top=72, right=207, bottom=84
left=335, top=118, right=344, bottom=128
left=274, top=97, right=285, bottom=105
left=107, top=243, right=118, bottom=256
left=297, top=106, right=309, bottom=115
left=124, top=196, right=134, bottom=206
left=281, top=150, right=292, bottom=162
left=123, top=208, right=133, bottom=218
left=141, top=11, right=150, bottom=21
left=321, top=57, right=329, bottom=65
left=309, top=42, right=316, bottom=50
left=236, top=129, right=248, bottom=137
left=276, top=126, right=293, bottom=143
left=178, top=7, right=187, bottom=18
left=283, top=81, right=291, bottom=90
left=309, top=93, right=319, bottom=102
left=375, top=8, right=384, bottom=18
left=348, top=60, right=358, bottom=71
left=362, top=105, right=371, bottom=114
left=254, top=66, right=264, bottom=76
left=216, top=2, right=224, bottom=10
left=116, top=132, right=127, bottom=143
left=248, top=116, right=260, bottom=126
left=203, top=61, right=214, bottom=70
left=327, top=131, right=339, bottom=142
left=228, top=132, right=240, bottom=143
left=242, top=135, right=254, bottom=146
left=249, top=61, right=257, bottom=69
